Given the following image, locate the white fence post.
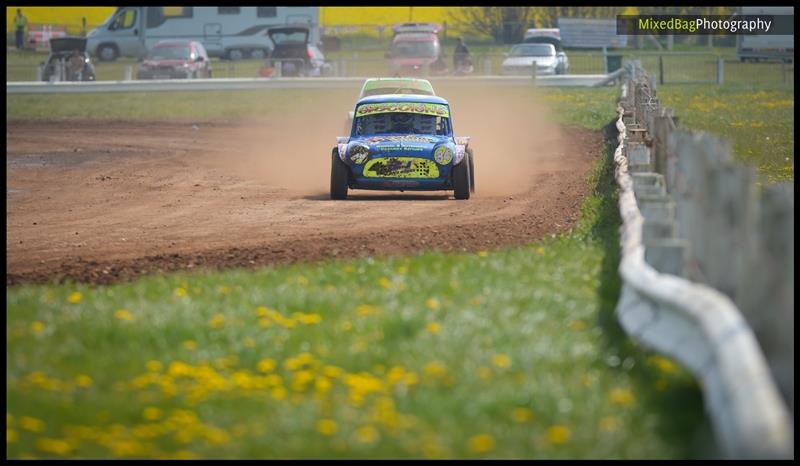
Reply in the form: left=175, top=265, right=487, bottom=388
left=717, top=57, right=724, bottom=85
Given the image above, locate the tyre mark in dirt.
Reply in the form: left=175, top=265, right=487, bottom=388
left=6, top=118, right=601, bottom=286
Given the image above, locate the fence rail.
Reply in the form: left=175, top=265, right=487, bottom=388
left=613, top=60, right=793, bottom=459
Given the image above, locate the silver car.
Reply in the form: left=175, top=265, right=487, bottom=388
left=501, top=43, right=568, bottom=76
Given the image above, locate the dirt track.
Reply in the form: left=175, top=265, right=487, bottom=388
left=7, top=96, right=601, bottom=285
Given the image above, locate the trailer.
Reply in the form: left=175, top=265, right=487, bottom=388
left=736, top=6, right=794, bottom=63
left=86, top=6, right=320, bottom=61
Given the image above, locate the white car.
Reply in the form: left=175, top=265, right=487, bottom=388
left=501, top=43, right=568, bottom=76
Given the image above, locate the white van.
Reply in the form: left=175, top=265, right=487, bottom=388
left=86, top=6, right=320, bottom=61
left=736, top=6, right=794, bottom=62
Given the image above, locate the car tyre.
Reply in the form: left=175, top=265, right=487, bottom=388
left=97, top=44, right=118, bottom=62
left=250, top=49, right=267, bottom=60
left=467, top=148, right=475, bottom=193
left=227, top=49, right=244, bottom=61
left=453, top=157, right=471, bottom=200
left=330, top=150, right=349, bottom=200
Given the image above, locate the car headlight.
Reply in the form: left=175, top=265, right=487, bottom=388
left=434, top=145, right=453, bottom=165
left=348, top=143, right=369, bottom=164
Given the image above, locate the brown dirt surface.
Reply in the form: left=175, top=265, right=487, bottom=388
left=7, top=92, right=602, bottom=286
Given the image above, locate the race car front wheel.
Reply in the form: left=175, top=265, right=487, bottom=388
left=330, top=151, right=349, bottom=200
left=452, top=157, right=471, bottom=200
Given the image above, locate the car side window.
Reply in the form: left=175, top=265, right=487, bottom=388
left=111, top=9, right=137, bottom=30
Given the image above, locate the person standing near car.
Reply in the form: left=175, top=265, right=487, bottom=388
left=15, top=9, right=28, bottom=50
left=453, top=36, right=470, bottom=70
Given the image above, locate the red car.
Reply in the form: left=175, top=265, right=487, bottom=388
left=386, top=23, right=447, bottom=76
left=136, top=40, right=212, bottom=80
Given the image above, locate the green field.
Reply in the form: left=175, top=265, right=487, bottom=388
left=7, top=85, right=719, bottom=459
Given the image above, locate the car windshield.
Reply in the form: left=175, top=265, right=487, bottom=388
left=355, top=112, right=449, bottom=136
left=510, top=44, right=555, bottom=57
left=391, top=40, right=437, bottom=58
left=148, top=46, right=192, bottom=60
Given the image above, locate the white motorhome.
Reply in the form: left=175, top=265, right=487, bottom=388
left=86, top=6, right=320, bottom=61
left=736, top=6, right=794, bottom=62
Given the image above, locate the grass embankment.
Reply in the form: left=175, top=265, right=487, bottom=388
left=656, top=86, right=794, bottom=183
left=6, top=86, right=713, bottom=459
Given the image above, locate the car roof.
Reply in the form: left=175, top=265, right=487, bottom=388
left=356, top=94, right=449, bottom=106
left=362, top=78, right=434, bottom=94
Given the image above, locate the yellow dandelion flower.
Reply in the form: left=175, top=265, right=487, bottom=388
left=208, top=313, right=226, bottom=329
left=256, top=358, right=277, bottom=373
left=218, top=286, right=230, bottom=295
left=317, top=419, right=338, bottom=436
left=378, top=277, right=392, bottom=289
left=75, top=374, right=93, bottom=388
left=426, top=322, right=442, bottom=334
left=142, top=407, right=162, bottom=421
left=36, top=437, right=73, bottom=456
left=425, top=297, right=441, bottom=311
left=477, top=250, right=489, bottom=257
left=609, top=388, right=636, bottom=407
left=423, top=361, right=447, bottom=378
left=182, top=340, right=198, bottom=351
left=315, top=377, right=332, bottom=394
left=492, top=354, right=511, bottom=369
left=396, top=265, right=408, bottom=274
left=355, top=304, right=377, bottom=316
left=145, top=360, right=162, bottom=372
left=512, top=407, right=533, bottom=423
left=258, top=318, right=271, bottom=328
left=174, top=287, right=187, bottom=297
left=31, top=321, right=45, bottom=334
left=271, top=386, right=288, bottom=400
left=7, top=428, right=18, bottom=443
left=478, top=366, right=492, bottom=380
left=319, top=366, right=340, bottom=379
left=650, top=355, right=677, bottom=374
left=244, top=337, right=257, bottom=348
left=356, top=425, right=379, bottom=444
left=547, top=425, right=571, bottom=444
left=468, top=434, right=495, bottom=453
left=535, top=247, right=545, bottom=255
left=20, top=416, right=45, bottom=433
left=115, top=309, right=133, bottom=321
left=599, top=416, right=620, bottom=433
left=67, top=292, right=82, bottom=304
left=403, top=372, right=419, bottom=386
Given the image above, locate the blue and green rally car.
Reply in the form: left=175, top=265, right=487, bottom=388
left=331, top=94, right=475, bottom=200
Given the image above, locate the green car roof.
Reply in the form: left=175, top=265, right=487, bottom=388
left=360, top=78, right=435, bottom=97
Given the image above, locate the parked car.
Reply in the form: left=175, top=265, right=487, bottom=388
left=522, top=34, right=569, bottom=73
left=258, top=26, right=332, bottom=77
left=344, top=78, right=436, bottom=133
left=41, top=37, right=96, bottom=82
left=331, top=94, right=475, bottom=200
left=386, top=23, right=448, bottom=76
left=501, top=43, right=568, bottom=76
left=136, top=40, right=212, bottom=79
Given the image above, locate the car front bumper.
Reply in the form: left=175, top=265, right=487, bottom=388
left=136, top=69, right=192, bottom=79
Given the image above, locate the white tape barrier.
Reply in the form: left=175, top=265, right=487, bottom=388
left=6, top=74, right=610, bottom=94
left=613, top=84, right=793, bottom=459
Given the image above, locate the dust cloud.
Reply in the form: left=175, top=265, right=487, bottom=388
left=197, top=84, right=565, bottom=197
